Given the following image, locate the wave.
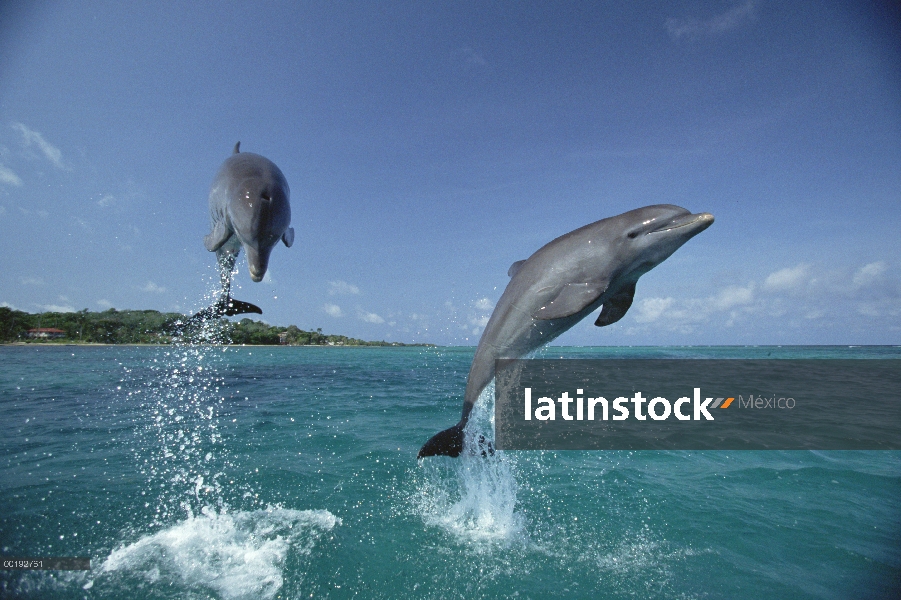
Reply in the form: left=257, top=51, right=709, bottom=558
left=91, top=506, right=340, bottom=599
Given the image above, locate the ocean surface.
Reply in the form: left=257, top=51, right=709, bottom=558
left=1, top=344, right=899, bottom=599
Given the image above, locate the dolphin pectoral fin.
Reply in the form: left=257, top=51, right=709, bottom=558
left=222, top=297, right=263, bottom=317
left=282, top=227, right=294, bottom=248
left=204, top=222, right=231, bottom=252
left=508, top=260, right=526, bottom=278
left=595, top=282, right=636, bottom=327
left=535, top=282, right=607, bottom=320
left=418, top=423, right=465, bottom=459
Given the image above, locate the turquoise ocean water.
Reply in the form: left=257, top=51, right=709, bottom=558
left=1, top=344, right=899, bottom=599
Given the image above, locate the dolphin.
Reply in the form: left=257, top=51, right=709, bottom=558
left=418, top=204, right=714, bottom=459
left=194, top=142, right=294, bottom=320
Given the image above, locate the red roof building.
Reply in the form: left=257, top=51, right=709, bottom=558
left=27, top=328, right=66, bottom=339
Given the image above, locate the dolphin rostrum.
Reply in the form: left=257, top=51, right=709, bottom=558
left=418, top=204, right=714, bottom=459
left=194, top=142, right=294, bottom=321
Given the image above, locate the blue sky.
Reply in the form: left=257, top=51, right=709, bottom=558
left=0, top=1, right=898, bottom=345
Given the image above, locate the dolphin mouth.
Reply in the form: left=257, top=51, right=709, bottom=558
left=247, top=260, right=267, bottom=282
left=648, top=212, right=714, bottom=235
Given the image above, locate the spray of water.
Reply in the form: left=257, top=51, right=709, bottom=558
left=412, top=383, right=527, bottom=548
left=90, top=272, right=340, bottom=598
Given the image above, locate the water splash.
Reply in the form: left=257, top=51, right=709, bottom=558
left=412, top=383, right=526, bottom=548
left=125, top=275, right=255, bottom=522
left=102, top=277, right=341, bottom=598
left=92, top=506, right=340, bottom=600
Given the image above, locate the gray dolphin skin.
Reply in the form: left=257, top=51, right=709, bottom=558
left=195, top=142, right=295, bottom=320
left=418, top=204, right=714, bottom=459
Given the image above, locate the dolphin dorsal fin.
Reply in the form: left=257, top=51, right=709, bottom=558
left=595, top=282, right=636, bottom=327
left=535, top=281, right=607, bottom=320
left=233, top=141, right=241, bottom=154
left=508, top=260, right=526, bottom=278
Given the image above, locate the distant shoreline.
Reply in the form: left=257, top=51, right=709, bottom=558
left=0, top=307, right=434, bottom=347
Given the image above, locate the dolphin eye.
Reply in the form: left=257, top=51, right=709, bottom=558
left=628, top=231, right=639, bottom=239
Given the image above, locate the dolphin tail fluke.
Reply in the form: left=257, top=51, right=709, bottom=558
left=221, top=296, right=262, bottom=317
left=185, top=296, right=262, bottom=324
left=418, top=423, right=465, bottom=459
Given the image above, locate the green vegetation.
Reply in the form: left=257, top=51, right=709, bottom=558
left=0, top=307, right=426, bottom=346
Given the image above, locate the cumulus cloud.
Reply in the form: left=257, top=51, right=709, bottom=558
left=37, top=303, right=75, bottom=313
left=323, top=303, right=343, bottom=318
left=0, top=164, right=23, bottom=186
left=634, top=297, right=674, bottom=323
left=852, top=261, right=887, bottom=288
left=328, top=280, right=360, bottom=296
left=710, top=284, right=754, bottom=311
left=470, top=315, right=490, bottom=328
left=473, top=297, right=494, bottom=311
left=764, top=264, right=811, bottom=292
left=357, top=309, right=385, bottom=324
left=12, top=122, right=67, bottom=169
left=666, top=1, right=755, bottom=39
left=1, top=301, right=20, bottom=310
left=141, top=281, right=167, bottom=293
left=625, top=260, right=901, bottom=336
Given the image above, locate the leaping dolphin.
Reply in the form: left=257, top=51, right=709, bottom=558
left=418, top=204, right=714, bottom=459
left=193, top=142, right=294, bottom=321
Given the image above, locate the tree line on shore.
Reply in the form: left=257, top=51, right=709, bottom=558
left=0, top=306, right=424, bottom=346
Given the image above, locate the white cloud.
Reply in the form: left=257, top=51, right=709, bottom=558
left=634, top=297, right=675, bottom=323
left=97, top=299, right=113, bottom=309
left=710, top=284, right=754, bottom=311
left=852, top=261, right=887, bottom=288
left=1, top=301, right=20, bottom=310
left=37, top=303, right=75, bottom=313
left=625, top=260, right=900, bottom=337
left=764, top=264, right=811, bottom=292
left=20, top=276, right=45, bottom=286
left=0, top=164, right=22, bottom=186
left=97, top=194, right=116, bottom=207
left=470, top=315, right=490, bottom=328
left=323, top=303, right=343, bottom=318
left=328, top=280, right=360, bottom=296
left=666, top=1, right=755, bottom=39
left=141, top=281, right=167, bottom=293
left=358, top=309, right=385, bottom=324
left=474, top=297, right=494, bottom=311
left=12, top=122, right=67, bottom=169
